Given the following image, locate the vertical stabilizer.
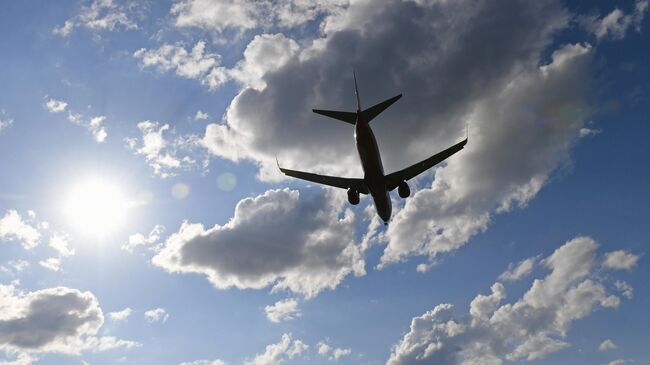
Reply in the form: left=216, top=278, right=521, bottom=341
left=353, top=71, right=361, bottom=112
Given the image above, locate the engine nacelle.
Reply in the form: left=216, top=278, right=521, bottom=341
left=398, top=181, right=410, bottom=198
left=347, top=189, right=360, bottom=205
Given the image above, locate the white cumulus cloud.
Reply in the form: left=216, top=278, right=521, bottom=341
left=152, top=188, right=364, bottom=298
left=39, top=258, right=62, bottom=272
left=498, top=256, right=538, bottom=281
left=122, top=225, right=164, bottom=253
left=66, top=111, right=108, bottom=143
left=0, top=282, right=138, bottom=355
left=0, top=117, right=13, bottom=134
left=180, top=360, right=225, bottom=365
left=245, top=333, right=308, bottom=365
left=53, top=0, right=142, bottom=37
left=606, top=360, right=627, bottom=365
left=48, top=232, right=74, bottom=257
left=0, top=210, right=41, bottom=250
left=194, top=110, right=209, bottom=121
left=44, top=98, right=68, bottom=113
left=108, top=308, right=133, bottom=321
left=614, top=280, right=634, bottom=299
left=170, top=0, right=348, bottom=39
left=386, top=236, right=632, bottom=365
left=126, top=121, right=201, bottom=177
left=317, top=341, right=352, bottom=361
left=134, top=33, right=299, bottom=91
left=144, top=307, right=169, bottom=323
left=599, top=339, right=617, bottom=351
left=603, top=250, right=639, bottom=270
left=264, top=298, right=301, bottom=323
left=45, top=99, right=107, bottom=143
left=580, top=0, right=649, bottom=40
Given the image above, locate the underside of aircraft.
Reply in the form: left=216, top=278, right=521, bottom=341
left=278, top=74, right=467, bottom=225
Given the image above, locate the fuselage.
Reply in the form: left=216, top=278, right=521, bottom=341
left=354, top=113, right=392, bottom=224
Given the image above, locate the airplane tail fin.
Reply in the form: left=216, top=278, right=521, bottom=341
left=361, top=93, right=402, bottom=123
left=353, top=71, right=361, bottom=112
left=312, top=72, right=402, bottom=125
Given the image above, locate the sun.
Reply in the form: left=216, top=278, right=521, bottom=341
left=63, top=177, right=129, bottom=238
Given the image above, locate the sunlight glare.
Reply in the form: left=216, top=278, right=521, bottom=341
left=63, top=177, right=129, bottom=238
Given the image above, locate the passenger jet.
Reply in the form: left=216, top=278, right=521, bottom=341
left=278, top=74, right=467, bottom=225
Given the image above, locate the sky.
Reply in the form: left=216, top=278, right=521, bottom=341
left=0, top=0, right=648, bottom=364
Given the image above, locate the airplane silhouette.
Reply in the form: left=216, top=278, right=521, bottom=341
left=278, top=73, right=467, bottom=225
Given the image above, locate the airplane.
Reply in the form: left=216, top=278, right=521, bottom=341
left=278, top=73, right=467, bottom=225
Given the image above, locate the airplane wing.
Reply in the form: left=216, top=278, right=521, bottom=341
left=279, top=166, right=368, bottom=194
left=384, top=137, right=468, bottom=190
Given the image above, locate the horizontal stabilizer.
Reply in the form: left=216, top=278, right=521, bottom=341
left=312, top=109, right=357, bottom=125
left=361, top=94, right=402, bottom=123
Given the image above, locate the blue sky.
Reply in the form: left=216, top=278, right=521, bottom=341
left=0, top=1, right=648, bottom=364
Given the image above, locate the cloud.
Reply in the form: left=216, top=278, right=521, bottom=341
left=606, top=360, right=627, bottom=365
left=134, top=41, right=228, bottom=90
left=38, top=258, right=62, bottom=272
left=317, top=342, right=331, bottom=356
left=53, top=0, right=141, bottom=37
left=0, top=353, right=35, bottom=365
left=386, top=236, right=632, bottom=365
left=0, top=283, right=137, bottom=355
left=498, top=256, right=538, bottom=281
left=331, top=348, right=352, bottom=361
left=614, top=280, right=633, bottom=299
left=44, top=98, right=107, bottom=142
left=82, top=336, right=140, bottom=352
left=44, top=98, right=68, bottom=113
left=171, top=0, right=259, bottom=37
left=66, top=112, right=108, bottom=143
left=122, top=225, right=164, bottom=253
left=144, top=308, right=169, bottom=323
left=579, top=127, right=601, bottom=138
left=203, top=0, right=580, bottom=179
left=603, top=250, right=639, bottom=270
left=125, top=121, right=201, bottom=177
left=580, top=0, right=649, bottom=40
left=194, top=110, right=209, bottom=121
left=264, top=298, right=301, bottom=323
left=226, top=34, right=300, bottom=90
left=245, top=333, right=308, bottom=365
left=180, top=360, right=225, bottom=365
left=152, top=188, right=364, bottom=298
left=599, top=339, right=617, bottom=351
left=379, top=40, right=592, bottom=267
left=317, top=341, right=351, bottom=361
left=108, top=308, right=132, bottom=321
left=0, top=117, right=13, bottom=134
left=0, top=260, right=30, bottom=276
left=170, top=0, right=348, bottom=39
left=134, top=33, right=299, bottom=91
left=48, top=233, right=74, bottom=257
left=196, top=2, right=596, bottom=273
left=0, top=210, right=41, bottom=250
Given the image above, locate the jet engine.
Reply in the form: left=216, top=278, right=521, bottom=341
left=398, top=181, right=410, bottom=198
left=347, top=189, right=360, bottom=205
